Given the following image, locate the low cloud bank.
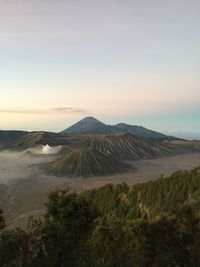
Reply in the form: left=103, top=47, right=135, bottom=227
left=0, top=148, right=58, bottom=184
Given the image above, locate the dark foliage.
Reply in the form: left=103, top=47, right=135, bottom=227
left=1, top=167, right=200, bottom=266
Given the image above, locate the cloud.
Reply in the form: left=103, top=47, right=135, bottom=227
left=52, top=107, right=86, bottom=113
left=0, top=107, right=86, bottom=114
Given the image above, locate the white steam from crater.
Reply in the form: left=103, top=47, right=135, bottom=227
left=26, top=144, right=63, bottom=155
left=41, top=144, right=62, bottom=154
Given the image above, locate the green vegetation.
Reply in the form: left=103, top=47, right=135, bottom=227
left=82, top=167, right=200, bottom=218
left=46, top=148, right=131, bottom=177
left=1, top=167, right=200, bottom=266
left=0, top=210, right=5, bottom=230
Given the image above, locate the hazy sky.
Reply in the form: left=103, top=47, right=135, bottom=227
left=0, top=0, right=199, bottom=137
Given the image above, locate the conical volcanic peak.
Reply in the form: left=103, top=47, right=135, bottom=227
left=62, top=117, right=122, bottom=134
left=46, top=148, right=130, bottom=177
left=79, top=116, right=102, bottom=123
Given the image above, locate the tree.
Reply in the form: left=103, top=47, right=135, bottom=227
left=0, top=209, right=5, bottom=230
left=0, top=228, right=28, bottom=267
left=25, top=189, right=97, bottom=267
left=88, top=215, right=132, bottom=267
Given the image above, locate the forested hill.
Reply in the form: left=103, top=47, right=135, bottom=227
left=82, top=167, right=200, bottom=218
left=1, top=166, right=200, bottom=266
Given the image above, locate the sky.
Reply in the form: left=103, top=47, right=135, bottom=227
left=0, top=0, right=199, bottom=138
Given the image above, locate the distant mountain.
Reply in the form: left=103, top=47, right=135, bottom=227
left=14, top=131, right=70, bottom=149
left=62, top=116, right=122, bottom=134
left=0, top=130, right=28, bottom=148
left=0, top=131, right=71, bottom=150
left=83, top=134, right=160, bottom=160
left=114, top=123, right=175, bottom=140
left=46, top=148, right=130, bottom=177
left=3, top=129, right=199, bottom=163
left=83, top=133, right=199, bottom=161
left=62, top=117, right=177, bottom=140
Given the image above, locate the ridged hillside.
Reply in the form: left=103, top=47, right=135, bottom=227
left=0, top=130, right=28, bottom=148
left=83, top=133, right=200, bottom=160
left=83, top=133, right=171, bottom=160
left=14, top=132, right=70, bottom=149
left=46, top=148, right=130, bottom=177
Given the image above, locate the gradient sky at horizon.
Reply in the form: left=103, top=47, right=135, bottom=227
left=0, top=0, right=200, bottom=138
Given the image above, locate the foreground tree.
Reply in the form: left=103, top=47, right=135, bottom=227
left=1, top=178, right=200, bottom=267
left=27, top=189, right=97, bottom=267
left=0, top=228, right=28, bottom=267
left=88, top=216, right=130, bottom=267
left=0, top=209, right=5, bottom=230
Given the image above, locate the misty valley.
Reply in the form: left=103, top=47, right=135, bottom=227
left=0, top=117, right=200, bottom=228
left=0, top=116, right=200, bottom=267
left=1, top=117, right=200, bottom=267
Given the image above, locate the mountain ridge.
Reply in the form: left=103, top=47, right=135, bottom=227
left=62, top=116, right=178, bottom=140
left=114, top=123, right=176, bottom=140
